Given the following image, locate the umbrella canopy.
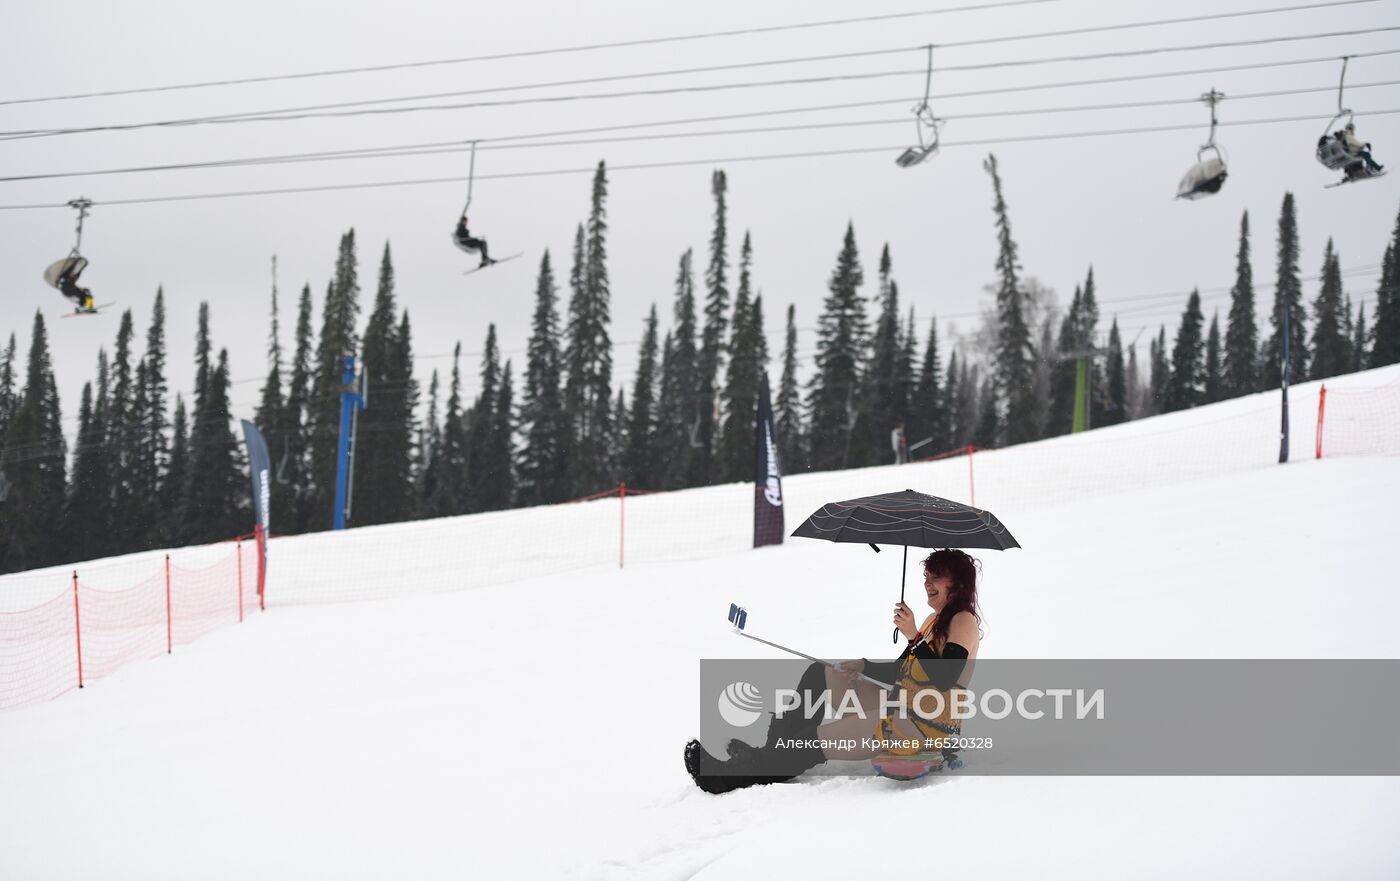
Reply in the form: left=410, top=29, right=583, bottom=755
left=791, top=489, right=1020, bottom=551
left=43, top=256, right=86, bottom=290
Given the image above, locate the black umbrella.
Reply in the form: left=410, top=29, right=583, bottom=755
left=791, top=489, right=1020, bottom=640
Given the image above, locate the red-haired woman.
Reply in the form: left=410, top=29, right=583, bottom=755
left=685, top=549, right=981, bottom=793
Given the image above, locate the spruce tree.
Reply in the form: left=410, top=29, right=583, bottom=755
left=1342, top=294, right=1355, bottom=373
left=310, top=231, right=362, bottom=529
left=775, top=304, right=805, bottom=474
left=1079, top=269, right=1106, bottom=429
left=751, top=295, right=769, bottom=393
left=623, top=305, right=661, bottom=487
left=718, top=232, right=762, bottom=482
left=490, top=361, right=516, bottom=510
left=252, top=269, right=287, bottom=538
left=1125, top=344, right=1142, bottom=419
left=184, top=329, right=245, bottom=543
left=1352, top=302, right=1368, bottom=373
left=1148, top=326, right=1169, bottom=415
left=429, top=344, right=469, bottom=516
left=128, top=358, right=158, bottom=549
left=164, top=394, right=190, bottom=540
left=356, top=242, right=416, bottom=525
left=416, top=369, right=441, bottom=515
left=107, top=310, right=140, bottom=548
left=1103, top=317, right=1127, bottom=426
left=64, top=382, right=109, bottom=563
left=897, top=308, right=920, bottom=449
left=983, top=154, right=1037, bottom=445
left=657, top=250, right=700, bottom=488
left=1032, top=320, right=1055, bottom=439
left=562, top=163, right=616, bottom=494
left=0, top=313, right=66, bottom=573
left=1224, top=211, right=1260, bottom=397
left=1369, top=207, right=1400, bottom=367
left=1047, top=286, right=1082, bottom=437
left=0, top=333, right=16, bottom=444
left=465, top=325, right=507, bottom=512
left=945, top=351, right=962, bottom=446
left=1167, top=292, right=1206, bottom=412
left=397, top=311, right=419, bottom=515
left=696, top=169, right=729, bottom=486
left=807, top=223, right=867, bottom=471
left=1309, top=239, right=1349, bottom=380
left=866, top=244, right=904, bottom=465
left=971, top=368, right=998, bottom=449
left=582, top=162, right=615, bottom=491
left=913, top=317, right=944, bottom=451
left=518, top=252, right=569, bottom=506
left=1204, top=311, right=1223, bottom=404
left=1262, top=193, right=1308, bottom=387
left=280, top=283, right=315, bottom=533
left=143, top=289, right=170, bottom=493
left=256, top=268, right=285, bottom=437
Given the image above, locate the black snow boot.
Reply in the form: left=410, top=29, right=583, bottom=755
left=685, top=738, right=825, bottom=794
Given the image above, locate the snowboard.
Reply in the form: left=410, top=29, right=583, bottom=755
left=463, top=254, right=523, bottom=275
left=60, top=301, right=115, bottom=318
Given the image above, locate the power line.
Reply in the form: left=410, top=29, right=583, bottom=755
left=7, top=78, right=1396, bottom=185
left=5, top=23, right=1396, bottom=141
left=4, top=108, right=1397, bottom=212
left=0, top=0, right=1062, bottom=107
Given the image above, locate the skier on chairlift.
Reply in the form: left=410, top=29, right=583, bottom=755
left=453, top=215, right=496, bottom=269
left=1338, top=122, right=1384, bottom=174
left=57, top=261, right=96, bottom=312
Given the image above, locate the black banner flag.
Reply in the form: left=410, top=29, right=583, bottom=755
left=239, top=420, right=272, bottom=535
left=753, top=372, right=785, bottom=547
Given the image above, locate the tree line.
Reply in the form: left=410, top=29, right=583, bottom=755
left=3, top=156, right=1398, bottom=574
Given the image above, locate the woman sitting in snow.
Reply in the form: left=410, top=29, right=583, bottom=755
left=684, top=549, right=981, bottom=793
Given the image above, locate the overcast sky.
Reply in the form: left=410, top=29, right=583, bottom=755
left=2, top=0, right=1397, bottom=444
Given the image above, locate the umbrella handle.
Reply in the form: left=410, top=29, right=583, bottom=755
left=892, top=626, right=900, bottom=644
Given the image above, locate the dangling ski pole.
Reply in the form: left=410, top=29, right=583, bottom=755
left=727, top=603, right=895, bottom=690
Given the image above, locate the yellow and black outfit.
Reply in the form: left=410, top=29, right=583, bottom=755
left=866, top=617, right=970, bottom=757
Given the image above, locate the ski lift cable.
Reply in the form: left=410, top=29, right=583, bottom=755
left=8, top=78, right=1394, bottom=186
left=8, top=52, right=1397, bottom=186
left=5, top=23, right=1398, bottom=142
left=5, top=107, right=1400, bottom=213
left=0, top=0, right=1066, bottom=107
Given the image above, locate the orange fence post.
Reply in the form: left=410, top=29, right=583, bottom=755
left=237, top=537, right=245, bottom=623
left=165, top=554, right=172, bottom=654
left=1315, top=384, right=1327, bottom=460
left=619, top=482, right=626, bottom=570
left=72, top=571, right=84, bottom=690
left=967, top=444, right=977, bottom=507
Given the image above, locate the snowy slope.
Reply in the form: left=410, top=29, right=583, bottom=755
left=1, top=368, right=1399, bottom=880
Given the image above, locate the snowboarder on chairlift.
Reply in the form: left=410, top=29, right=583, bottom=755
left=57, top=262, right=95, bottom=312
left=453, top=215, right=496, bottom=269
left=1338, top=123, right=1383, bottom=174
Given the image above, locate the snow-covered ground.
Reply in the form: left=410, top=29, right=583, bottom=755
left=2, top=367, right=1399, bottom=880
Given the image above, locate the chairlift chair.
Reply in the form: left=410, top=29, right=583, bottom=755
left=895, top=46, right=944, bottom=169
left=1176, top=90, right=1228, bottom=200
left=1176, top=148, right=1228, bottom=200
